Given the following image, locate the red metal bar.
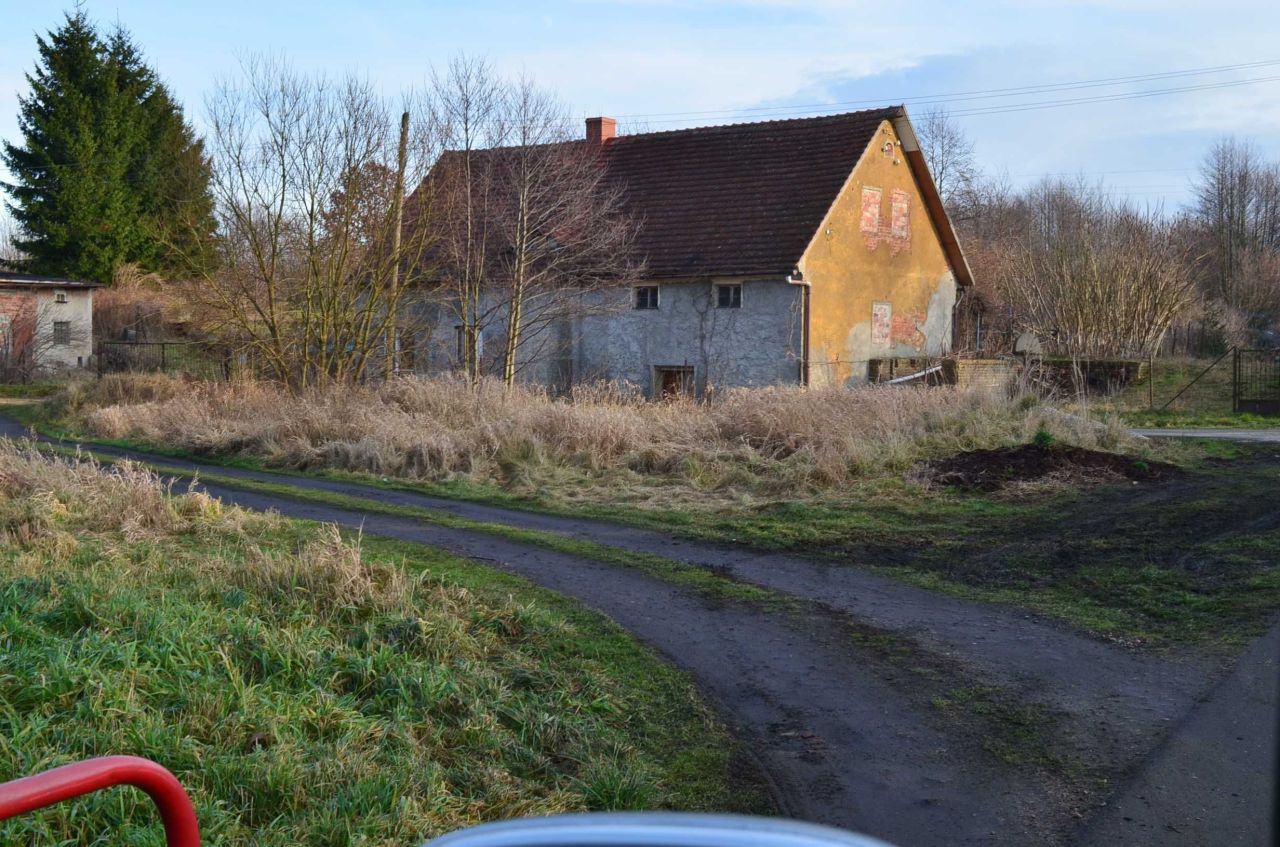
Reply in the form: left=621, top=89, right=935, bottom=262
left=0, top=755, right=200, bottom=847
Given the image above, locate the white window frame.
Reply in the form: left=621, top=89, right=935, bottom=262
left=633, top=285, right=660, bottom=310
left=715, top=283, right=742, bottom=309
left=52, top=320, right=72, bottom=346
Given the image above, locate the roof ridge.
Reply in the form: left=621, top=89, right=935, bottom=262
left=606, top=105, right=903, bottom=143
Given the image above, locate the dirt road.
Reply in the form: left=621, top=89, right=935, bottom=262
left=2, top=417, right=1274, bottom=846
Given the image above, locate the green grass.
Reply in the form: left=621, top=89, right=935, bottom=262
left=0, top=382, right=63, bottom=399
left=929, top=686, right=1066, bottom=771
left=1097, top=355, right=1280, bottom=428
left=0, top=449, right=762, bottom=846
left=1122, top=408, right=1280, bottom=428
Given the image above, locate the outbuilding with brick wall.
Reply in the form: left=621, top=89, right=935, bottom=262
left=0, top=273, right=100, bottom=377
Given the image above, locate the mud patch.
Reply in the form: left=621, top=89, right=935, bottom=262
left=929, top=445, right=1178, bottom=492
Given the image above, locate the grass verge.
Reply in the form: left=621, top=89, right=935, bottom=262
left=0, top=444, right=762, bottom=846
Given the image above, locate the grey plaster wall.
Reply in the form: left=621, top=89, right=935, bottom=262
left=574, top=279, right=804, bottom=396
left=405, top=279, right=803, bottom=395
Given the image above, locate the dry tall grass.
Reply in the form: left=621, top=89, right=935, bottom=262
left=60, top=373, right=1133, bottom=499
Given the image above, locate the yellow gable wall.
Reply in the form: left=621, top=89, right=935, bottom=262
left=799, top=120, right=957, bottom=386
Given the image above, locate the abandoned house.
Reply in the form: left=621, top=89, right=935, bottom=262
left=0, top=273, right=99, bottom=376
left=409, top=105, right=973, bottom=396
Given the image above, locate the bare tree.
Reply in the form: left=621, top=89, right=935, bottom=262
left=1001, top=180, right=1200, bottom=358
left=196, top=57, right=434, bottom=387
left=489, top=77, right=640, bottom=385
left=417, top=56, right=509, bottom=384
left=419, top=61, right=641, bottom=387
left=0, top=213, right=23, bottom=269
left=1192, top=137, right=1280, bottom=328
left=916, top=106, right=980, bottom=217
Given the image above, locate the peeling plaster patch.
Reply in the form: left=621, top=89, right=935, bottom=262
left=889, top=189, right=911, bottom=254
left=871, top=301, right=892, bottom=346
left=859, top=186, right=912, bottom=254
left=840, top=272, right=957, bottom=370
left=843, top=321, right=872, bottom=384
left=921, top=273, right=957, bottom=356
left=860, top=186, right=882, bottom=249
left=891, top=309, right=926, bottom=348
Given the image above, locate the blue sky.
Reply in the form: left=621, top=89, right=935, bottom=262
left=2, top=0, right=1279, bottom=212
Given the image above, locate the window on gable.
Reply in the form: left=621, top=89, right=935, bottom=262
left=634, top=285, right=659, bottom=310
left=54, top=291, right=68, bottom=304
left=715, top=284, right=742, bottom=309
left=52, top=321, right=71, bottom=346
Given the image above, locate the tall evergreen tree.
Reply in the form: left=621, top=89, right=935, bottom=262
left=1, top=10, right=215, bottom=283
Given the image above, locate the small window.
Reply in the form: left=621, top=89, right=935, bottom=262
left=634, top=286, right=659, bottom=310
left=54, top=291, right=68, bottom=304
left=716, top=284, right=742, bottom=309
left=52, top=321, right=71, bottom=346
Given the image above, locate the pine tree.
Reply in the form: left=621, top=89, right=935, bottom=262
left=1, top=10, right=215, bottom=283
left=105, top=25, right=217, bottom=278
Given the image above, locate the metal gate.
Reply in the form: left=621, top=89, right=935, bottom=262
left=1233, top=348, right=1280, bottom=415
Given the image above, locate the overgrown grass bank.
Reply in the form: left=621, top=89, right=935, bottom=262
left=50, top=373, right=1138, bottom=511
left=0, top=444, right=756, bottom=846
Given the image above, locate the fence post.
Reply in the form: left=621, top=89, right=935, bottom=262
left=1152, top=353, right=1162, bottom=411
left=1232, top=347, right=1239, bottom=414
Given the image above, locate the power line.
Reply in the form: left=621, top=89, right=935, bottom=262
left=1009, top=167, right=1196, bottom=178
left=613, top=58, right=1280, bottom=121
left=943, top=74, right=1280, bottom=118
left=614, top=72, right=1280, bottom=129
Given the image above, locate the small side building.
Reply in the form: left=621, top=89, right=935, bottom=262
left=0, top=273, right=100, bottom=376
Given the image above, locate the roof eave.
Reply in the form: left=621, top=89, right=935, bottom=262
left=891, top=107, right=975, bottom=287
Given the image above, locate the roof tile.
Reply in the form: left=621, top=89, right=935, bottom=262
left=600, top=108, right=897, bottom=278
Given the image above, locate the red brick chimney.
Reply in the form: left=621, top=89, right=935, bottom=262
left=585, top=116, right=617, bottom=145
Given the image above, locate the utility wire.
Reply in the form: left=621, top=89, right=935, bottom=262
left=617, top=73, right=1280, bottom=128
left=613, top=58, right=1280, bottom=121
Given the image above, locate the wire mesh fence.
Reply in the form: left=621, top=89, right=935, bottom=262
left=97, top=341, right=233, bottom=381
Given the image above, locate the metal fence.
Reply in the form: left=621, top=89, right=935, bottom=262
left=97, top=341, right=232, bottom=381
left=1234, top=348, right=1280, bottom=415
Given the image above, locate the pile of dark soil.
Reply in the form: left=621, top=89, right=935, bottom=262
left=929, top=444, right=1179, bottom=492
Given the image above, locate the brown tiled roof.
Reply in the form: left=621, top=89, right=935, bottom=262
left=601, top=107, right=899, bottom=279
left=413, top=106, right=973, bottom=285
